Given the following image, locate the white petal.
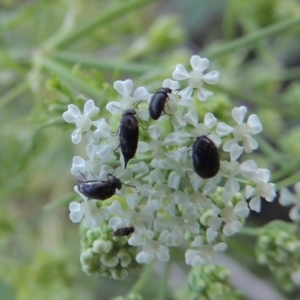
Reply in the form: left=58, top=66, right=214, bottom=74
left=230, top=144, right=244, bottom=161
left=178, top=86, right=193, bottom=98
left=71, top=129, right=82, bottom=144
left=190, top=55, right=209, bottom=71
left=71, top=156, right=86, bottom=175
left=172, top=112, right=186, bottom=129
left=197, top=87, right=213, bottom=101
left=207, top=228, right=218, bottom=243
left=243, top=136, right=258, bottom=153
left=162, top=79, right=180, bottom=90
left=189, top=173, right=203, bottom=192
left=63, top=104, right=81, bottom=123
left=133, top=86, right=151, bottom=101
left=184, top=110, right=198, bottom=127
left=137, top=108, right=149, bottom=121
left=203, top=181, right=217, bottom=195
left=148, top=124, right=162, bottom=139
left=216, top=122, right=234, bottom=136
left=245, top=185, right=256, bottom=199
left=222, top=139, right=236, bottom=152
left=204, top=112, right=217, bottom=128
left=94, top=119, right=111, bottom=138
left=168, top=171, right=181, bottom=189
left=136, top=251, right=154, bottom=264
left=232, top=106, right=247, bottom=124
left=225, top=177, right=240, bottom=193
left=172, top=64, right=190, bottom=80
left=240, top=160, right=256, bottom=178
left=132, top=162, right=149, bottom=174
left=256, top=168, right=271, bottom=183
left=114, top=79, right=133, bottom=97
left=95, top=144, right=112, bottom=160
left=223, top=221, right=242, bottom=236
left=126, top=193, right=139, bottom=209
left=108, top=200, right=124, bottom=214
left=247, top=114, right=263, bottom=134
left=149, top=169, right=164, bottom=184
left=191, top=236, right=203, bottom=247
left=84, top=99, right=100, bottom=118
left=109, top=216, right=123, bottom=230
left=178, top=95, right=194, bottom=107
left=137, top=141, right=149, bottom=153
left=156, top=246, right=170, bottom=262
left=203, top=71, right=219, bottom=84
left=106, top=101, right=121, bottom=115
left=213, top=242, right=227, bottom=252
left=249, top=195, right=261, bottom=212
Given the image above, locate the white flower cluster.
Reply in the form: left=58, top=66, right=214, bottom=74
left=279, top=182, right=300, bottom=223
left=63, top=55, right=276, bottom=267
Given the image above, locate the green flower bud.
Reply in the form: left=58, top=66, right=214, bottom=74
left=186, top=264, right=246, bottom=300
left=256, top=221, right=300, bottom=293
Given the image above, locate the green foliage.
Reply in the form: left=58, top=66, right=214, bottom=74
left=1, top=0, right=300, bottom=299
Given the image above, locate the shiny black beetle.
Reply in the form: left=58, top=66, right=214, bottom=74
left=192, top=136, right=220, bottom=179
left=77, top=174, right=122, bottom=200
left=113, top=226, right=135, bottom=236
left=149, top=87, right=172, bottom=120
left=119, top=109, right=139, bottom=168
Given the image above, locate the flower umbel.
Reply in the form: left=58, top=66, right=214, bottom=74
left=62, top=54, right=276, bottom=278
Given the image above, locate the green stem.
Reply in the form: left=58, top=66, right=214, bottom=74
left=207, top=17, right=300, bottom=59
left=239, top=226, right=260, bottom=236
left=275, top=172, right=300, bottom=189
left=157, top=261, right=172, bottom=300
left=272, top=156, right=300, bottom=182
left=53, top=51, right=155, bottom=74
left=280, top=66, right=300, bottom=80
left=255, top=136, right=288, bottom=168
left=0, top=80, right=29, bottom=108
left=40, top=56, right=104, bottom=99
left=227, top=239, right=256, bottom=258
left=53, top=0, right=153, bottom=49
left=128, top=260, right=156, bottom=295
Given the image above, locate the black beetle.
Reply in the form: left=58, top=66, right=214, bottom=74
left=113, top=226, right=135, bottom=237
left=149, top=87, right=172, bottom=120
left=192, top=136, right=220, bottom=179
left=119, top=109, right=139, bottom=168
left=77, top=174, right=122, bottom=200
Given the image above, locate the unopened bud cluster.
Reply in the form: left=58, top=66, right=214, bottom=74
left=186, top=265, right=246, bottom=300
left=256, top=221, right=300, bottom=292
left=80, top=223, right=140, bottom=279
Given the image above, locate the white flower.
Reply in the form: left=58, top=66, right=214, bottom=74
left=216, top=106, right=263, bottom=153
left=279, top=182, right=300, bottom=222
left=62, top=99, right=100, bottom=144
left=106, top=79, right=151, bottom=120
left=172, top=55, right=219, bottom=101
left=246, top=168, right=276, bottom=212
left=220, top=161, right=241, bottom=193
left=69, top=189, right=110, bottom=228
left=136, top=239, right=170, bottom=263
left=185, top=236, right=227, bottom=266
left=220, top=201, right=249, bottom=236
left=108, top=194, right=161, bottom=232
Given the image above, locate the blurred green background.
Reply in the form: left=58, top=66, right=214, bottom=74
left=1, top=0, right=300, bottom=299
